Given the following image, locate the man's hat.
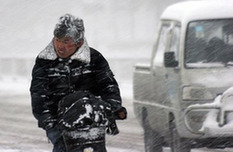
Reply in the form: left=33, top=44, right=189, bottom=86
left=54, top=14, right=85, bottom=44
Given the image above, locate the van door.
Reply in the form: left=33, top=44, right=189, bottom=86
left=164, top=22, right=181, bottom=111
left=149, top=21, right=173, bottom=131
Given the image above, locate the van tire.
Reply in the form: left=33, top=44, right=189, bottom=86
left=142, top=110, right=163, bottom=152
left=169, top=118, right=191, bottom=152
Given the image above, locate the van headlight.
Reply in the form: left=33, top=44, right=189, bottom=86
left=182, top=86, right=214, bottom=101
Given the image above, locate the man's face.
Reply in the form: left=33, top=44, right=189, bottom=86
left=53, top=36, right=78, bottom=59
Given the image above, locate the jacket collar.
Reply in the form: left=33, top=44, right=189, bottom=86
left=38, top=38, right=91, bottom=63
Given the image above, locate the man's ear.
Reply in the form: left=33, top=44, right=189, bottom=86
left=76, top=39, right=84, bottom=48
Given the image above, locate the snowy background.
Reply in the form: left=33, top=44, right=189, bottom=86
left=0, top=0, right=182, bottom=93
left=2, top=0, right=230, bottom=152
left=0, top=0, right=157, bottom=84
left=0, top=0, right=163, bottom=151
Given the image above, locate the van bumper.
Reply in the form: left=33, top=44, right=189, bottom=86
left=184, top=93, right=233, bottom=137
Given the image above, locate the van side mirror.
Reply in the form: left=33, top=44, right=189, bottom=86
left=164, top=52, right=178, bottom=67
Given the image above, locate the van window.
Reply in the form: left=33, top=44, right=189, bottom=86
left=185, top=19, right=233, bottom=68
left=154, top=24, right=171, bottom=66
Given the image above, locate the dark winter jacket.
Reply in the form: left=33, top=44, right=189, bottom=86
left=30, top=39, right=122, bottom=130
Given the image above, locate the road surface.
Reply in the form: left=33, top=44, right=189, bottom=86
left=0, top=94, right=232, bottom=152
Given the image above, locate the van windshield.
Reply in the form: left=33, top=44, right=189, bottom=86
left=185, top=19, right=233, bottom=68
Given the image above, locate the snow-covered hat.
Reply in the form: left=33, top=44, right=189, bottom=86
left=54, top=14, right=85, bottom=44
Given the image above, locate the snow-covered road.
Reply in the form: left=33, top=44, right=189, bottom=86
left=0, top=94, right=233, bottom=152
left=0, top=94, right=143, bottom=152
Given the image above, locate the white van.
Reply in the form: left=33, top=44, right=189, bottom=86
left=133, top=1, right=233, bottom=152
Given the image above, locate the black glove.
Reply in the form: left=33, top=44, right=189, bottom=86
left=40, top=113, right=57, bottom=130
left=44, top=119, right=57, bottom=130
left=46, top=126, right=61, bottom=144
left=106, top=118, right=119, bottom=135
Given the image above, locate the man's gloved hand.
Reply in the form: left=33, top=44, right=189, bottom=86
left=46, top=125, right=64, bottom=145
left=40, top=113, right=57, bottom=130
left=113, top=106, right=127, bottom=120
left=44, top=120, right=57, bottom=130
left=106, top=120, right=119, bottom=135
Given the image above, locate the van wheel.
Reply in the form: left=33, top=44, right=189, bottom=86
left=143, top=114, right=163, bottom=152
left=169, top=119, right=191, bottom=152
